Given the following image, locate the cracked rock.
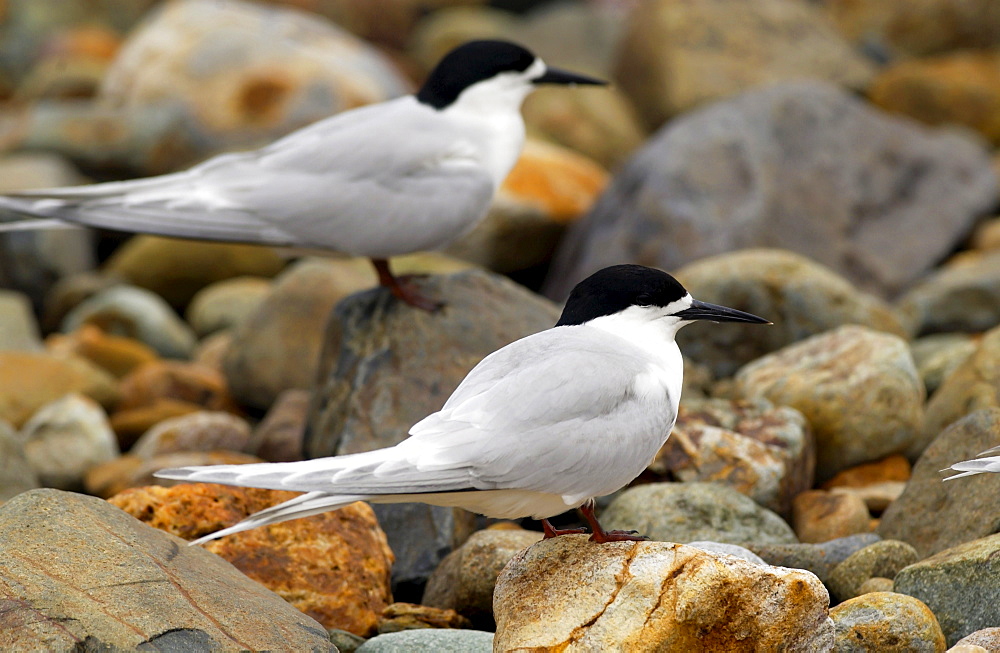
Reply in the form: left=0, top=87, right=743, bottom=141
left=493, top=536, right=833, bottom=652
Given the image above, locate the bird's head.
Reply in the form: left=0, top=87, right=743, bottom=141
left=416, top=40, right=606, bottom=111
left=556, top=264, right=771, bottom=334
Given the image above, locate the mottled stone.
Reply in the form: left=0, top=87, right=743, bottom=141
left=18, top=393, right=118, bottom=490
left=46, top=323, right=159, bottom=378
left=880, top=409, right=1000, bottom=558
left=601, top=482, right=797, bottom=545
left=356, top=629, right=493, bottom=653
left=186, top=275, right=273, bottom=336
left=827, top=540, right=921, bottom=603
left=0, top=489, right=334, bottom=651
left=614, top=0, right=874, bottom=129
left=423, top=529, right=541, bottom=626
left=919, top=326, right=1000, bottom=456
left=0, top=351, right=119, bottom=427
left=736, top=325, right=924, bottom=481
left=104, top=236, right=284, bottom=309
left=650, top=397, right=813, bottom=516
left=306, top=268, right=559, bottom=457
left=672, top=249, right=905, bottom=377
left=894, top=533, right=1000, bottom=645
left=62, top=285, right=197, bottom=359
left=870, top=50, right=1000, bottom=146
left=129, top=411, right=253, bottom=459
left=748, top=533, right=882, bottom=584
left=494, top=537, right=832, bottom=651
left=954, top=627, right=1000, bottom=650
left=545, top=82, right=997, bottom=301
left=898, top=251, right=1000, bottom=336
left=792, top=490, right=872, bottom=544
left=377, top=603, right=471, bottom=634
left=110, top=483, right=394, bottom=636
left=831, top=592, right=946, bottom=652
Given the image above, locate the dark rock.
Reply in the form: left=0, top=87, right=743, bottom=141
left=545, top=82, right=997, bottom=300
left=305, top=268, right=559, bottom=457
left=882, top=408, right=1000, bottom=556
left=253, top=388, right=309, bottom=462
left=0, top=489, right=334, bottom=650
left=748, top=533, right=882, bottom=584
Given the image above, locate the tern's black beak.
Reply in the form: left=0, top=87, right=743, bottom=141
left=674, top=299, right=771, bottom=324
left=533, top=66, right=607, bottom=87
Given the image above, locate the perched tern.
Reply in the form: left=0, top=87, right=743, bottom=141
left=0, top=40, right=605, bottom=310
left=156, top=264, right=770, bottom=544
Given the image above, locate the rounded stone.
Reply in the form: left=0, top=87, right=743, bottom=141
left=830, top=592, right=946, bottom=652
left=827, top=540, right=921, bottom=603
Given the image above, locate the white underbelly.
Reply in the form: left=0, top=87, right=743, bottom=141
left=369, top=489, right=577, bottom=520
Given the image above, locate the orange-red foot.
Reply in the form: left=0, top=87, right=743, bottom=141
left=372, top=259, right=444, bottom=312
left=541, top=519, right=588, bottom=539
left=579, top=498, right=649, bottom=544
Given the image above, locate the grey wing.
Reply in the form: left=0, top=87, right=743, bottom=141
left=0, top=98, right=495, bottom=254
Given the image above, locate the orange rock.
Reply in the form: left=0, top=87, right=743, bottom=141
left=47, top=324, right=159, bottom=378
left=109, top=484, right=394, bottom=636
left=378, top=603, right=471, bottom=633
left=822, top=454, right=911, bottom=490
left=118, top=360, right=240, bottom=413
left=793, top=489, right=873, bottom=544
left=0, top=352, right=120, bottom=427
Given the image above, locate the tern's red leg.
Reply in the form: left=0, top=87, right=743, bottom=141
left=580, top=499, right=649, bottom=543
left=371, top=258, right=443, bottom=312
left=541, top=519, right=588, bottom=539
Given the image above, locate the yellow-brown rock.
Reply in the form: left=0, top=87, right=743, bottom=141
left=377, top=602, right=471, bottom=634
left=493, top=536, right=833, bottom=651
left=109, top=397, right=202, bottom=447
left=823, top=454, right=912, bottom=489
left=117, top=360, right=239, bottom=413
left=830, top=592, right=946, bottom=652
left=0, top=351, right=120, bottom=427
left=793, top=490, right=873, bottom=544
left=103, top=236, right=285, bottom=308
left=869, top=50, right=1000, bottom=145
left=47, top=324, right=159, bottom=378
left=109, top=483, right=394, bottom=636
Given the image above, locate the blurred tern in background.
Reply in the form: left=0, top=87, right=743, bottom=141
left=0, top=40, right=605, bottom=310
left=156, top=264, right=770, bottom=544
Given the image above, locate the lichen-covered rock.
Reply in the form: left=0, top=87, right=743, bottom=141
left=0, top=489, right=334, bottom=651
left=954, top=627, right=1000, bottom=650
left=109, top=483, right=394, bottom=636
left=649, top=397, right=814, bottom=516
left=736, top=325, right=924, bottom=481
left=879, top=409, right=1000, bottom=557
left=894, top=533, right=1000, bottom=645
left=674, top=249, right=905, bottom=377
left=919, top=326, right=1000, bottom=456
left=601, top=482, right=798, bottom=545
left=827, top=540, right=921, bottom=603
left=423, top=528, right=541, bottom=626
left=493, top=536, right=833, bottom=651
left=830, top=592, right=946, bottom=652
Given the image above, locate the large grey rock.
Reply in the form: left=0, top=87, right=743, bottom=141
left=672, top=249, right=906, bottom=377
left=357, top=629, right=493, bottom=653
left=17, top=393, right=119, bottom=491
left=62, top=284, right=197, bottom=359
left=736, top=325, right=924, bottom=481
left=494, top=536, right=832, bottom=651
left=0, top=489, right=334, bottom=651
left=895, top=533, right=1000, bottom=646
left=601, top=482, right=798, bottom=545
left=918, top=325, right=1000, bottom=456
left=830, top=592, right=946, bottom=652
left=897, top=251, right=1000, bottom=336
left=305, top=269, right=560, bottom=457
left=748, top=533, right=882, bottom=584
left=879, top=409, right=1000, bottom=558
left=0, top=419, right=38, bottom=501
left=651, top=397, right=814, bottom=517
left=545, top=82, right=997, bottom=300
left=423, top=529, right=542, bottom=626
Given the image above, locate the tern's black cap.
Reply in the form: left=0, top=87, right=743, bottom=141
left=417, top=40, right=536, bottom=110
left=556, top=265, right=688, bottom=326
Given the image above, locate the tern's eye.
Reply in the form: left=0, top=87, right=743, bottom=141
left=636, top=294, right=652, bottom=306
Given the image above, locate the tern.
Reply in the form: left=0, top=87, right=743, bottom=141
left=156, top=264, right=770, bottom=544
left=943, top=446, right=1000, bottom=480
left=0, top=40, right=605, bottom=310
